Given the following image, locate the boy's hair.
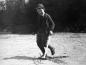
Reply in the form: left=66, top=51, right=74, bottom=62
left=36, top=3, right=45, bottom=10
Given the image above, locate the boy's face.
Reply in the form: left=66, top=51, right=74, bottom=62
left=37, top=8, right=44, bottom=16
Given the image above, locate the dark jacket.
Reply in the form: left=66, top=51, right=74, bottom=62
left=37, top=13, right=55, bottom=34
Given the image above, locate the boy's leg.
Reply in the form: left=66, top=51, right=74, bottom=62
left=38, top=45, right=45, bottom=56
left=36, top=33, right=49, bottom=58
left=37, top=33, right=46, bottom=58
left=37, top=41, right=45, bottom=56
left=48, top=45, right=55, bottom=55
left=42, top=34, right=49, bottom=58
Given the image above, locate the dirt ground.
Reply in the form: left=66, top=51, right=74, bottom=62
left=0, top=33, right=86, bottom=65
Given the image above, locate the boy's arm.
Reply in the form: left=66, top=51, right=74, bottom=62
left=46, top=14, right=55, bottom=33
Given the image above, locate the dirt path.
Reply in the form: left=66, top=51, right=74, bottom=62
left=0, top=33, right=86, bottom=65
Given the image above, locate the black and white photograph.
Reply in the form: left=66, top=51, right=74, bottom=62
left=0, top=0, right=86, bottom=65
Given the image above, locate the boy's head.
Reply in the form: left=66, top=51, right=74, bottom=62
left=36, top=3, right=45, bottom=16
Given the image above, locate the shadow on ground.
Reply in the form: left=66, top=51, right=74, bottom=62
left=3, top=55, right=69, bottom=64
left=3, top=56, right=69, bottom=60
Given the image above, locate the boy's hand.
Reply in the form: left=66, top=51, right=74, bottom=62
left=50, top=31, right=53, bottom=35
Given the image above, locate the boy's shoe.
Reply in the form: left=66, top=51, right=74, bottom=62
left=51, top=48, right=55, bottom=55
left=47, top=55, right=54, bottom=58
left=38, top=54, right=47, bottom=59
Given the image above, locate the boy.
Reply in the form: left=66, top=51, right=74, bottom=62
left=36, top=3, right=55, bottom=58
